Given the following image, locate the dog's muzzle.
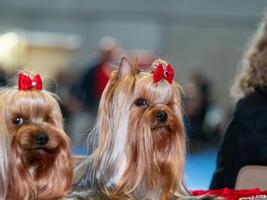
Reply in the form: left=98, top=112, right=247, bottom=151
left=156, top=111, right=168, bottom=123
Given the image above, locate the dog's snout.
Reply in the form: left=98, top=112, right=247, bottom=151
left=156, top=111, right=168, bottom=122
left=35, top=132, right=49, bottom=145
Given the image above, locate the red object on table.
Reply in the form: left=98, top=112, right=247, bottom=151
left=192, top=188, right=267, bottom=200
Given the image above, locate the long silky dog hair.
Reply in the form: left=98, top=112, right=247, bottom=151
left=72, top=58, right=211, bottom=200
left=0, top=72, right=73, bottom=200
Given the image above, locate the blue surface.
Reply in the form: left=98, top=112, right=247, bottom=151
left=72, top=146, right=217, bottom=191
left=72, top=146, right=87, bottom=155
left=185, top=148, right=217, bottom=190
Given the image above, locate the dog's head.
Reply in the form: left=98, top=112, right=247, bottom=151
left=0, top=73, right=73, bottom=200
left=89, top=58, right=186, bottom=199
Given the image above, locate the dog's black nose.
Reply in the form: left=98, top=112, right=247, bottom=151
left=156, top=111, right=168, bottom=122
left=35, top=132, right=49, bottom=145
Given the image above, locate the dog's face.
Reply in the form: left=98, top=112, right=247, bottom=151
left=131, top=72, right=183, bottom=137
left=93, top=58, right=186, bottom=199
left=5, top=90, right=67, bottom=169
left=0, top=89, right=72, bottom=199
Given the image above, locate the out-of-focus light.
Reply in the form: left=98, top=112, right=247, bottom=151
left=0, top=32, right=25, bottom=68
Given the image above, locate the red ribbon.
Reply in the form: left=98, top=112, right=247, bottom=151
left=153, top=64, right=174, bottom=84
left=18, top=73, right=43, bottom=90
left=192, top=188, right=267, bottom=200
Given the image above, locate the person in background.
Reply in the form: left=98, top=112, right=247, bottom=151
left=67, top=36, right=121, bottom=146
left=184, top=70, right=211, bottom=140
left=210, top=13, right=267, bottom=189
left=72, top=36, right=120, bottom=114
left=0, top=66, right=7, bottom=86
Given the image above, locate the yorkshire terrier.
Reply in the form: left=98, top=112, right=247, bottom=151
left=0, top=72, right=73, bottom=200
left=71, top=58, right=210, bottom=200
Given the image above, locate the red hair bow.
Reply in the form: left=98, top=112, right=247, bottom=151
left=153, top=64, right=174, bottom=84
left=18, top=73, right=43, bottom=90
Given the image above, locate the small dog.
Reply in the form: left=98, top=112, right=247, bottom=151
left=72, top=57, right=204, bottom=200
left=0, top=72, right=73, bottom=200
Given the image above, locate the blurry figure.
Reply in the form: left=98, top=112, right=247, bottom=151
left=210, top=13, right=267, bottom=189
left=72, top=36, right=120, bottom=113
left=0, top=66, right=7, bottom=86
left=184, top=70, right=212, bottom=140
left=128, top=49, right=156, bottom=68
left=203, top=104, right=224, bottom=142
left=69, top=36, right=121, bottom=146
left=49, top=69, right=80, bottom=135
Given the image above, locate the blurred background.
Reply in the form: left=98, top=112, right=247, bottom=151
left=0, top=0, right=266, bottom=190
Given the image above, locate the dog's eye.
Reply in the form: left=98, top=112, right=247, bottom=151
left=13, top=117, right=24, bottom=126
left=135, top=98, right=148, bottom=107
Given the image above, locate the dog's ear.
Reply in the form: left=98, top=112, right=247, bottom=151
left=117, top=57, right=136, bottom=79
